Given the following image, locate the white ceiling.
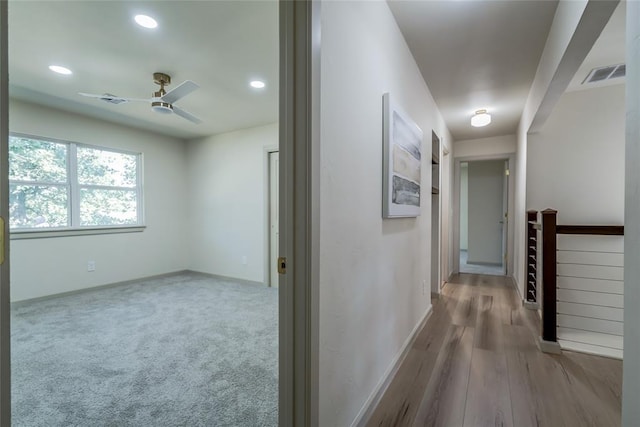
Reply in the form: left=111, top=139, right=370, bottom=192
left=388, top=0, right=559, bottom=141
left=9, top=1, right=620, bottom=143
left=8, top=1, right=279, bottom=140
left=567, top=2, right=625, bottom=92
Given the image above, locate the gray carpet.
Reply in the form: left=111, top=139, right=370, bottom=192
left=11, top=272, right=278, bottom=426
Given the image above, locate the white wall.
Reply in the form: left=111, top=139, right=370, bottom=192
left=186, top=123, right=278, bottom=283
left=624, top=2, right=640, bottom=421
left=515, top=0, right=617, bottom=298
left=527, top=84, right=625, bottom=359
left=460, top=164, right=468, bottom=250
left=527, top=84, right=624, bottom=222
left=319, top=2, right=451, bottom=425
left=9, top=99, right=189, bottom=301
left=454, top=134, right=516, bottom=158
left=516, top=0, right=590, bottom=298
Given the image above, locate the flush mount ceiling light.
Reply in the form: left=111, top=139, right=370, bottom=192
left=250, top=80, right=266, bottom=89
left=48, top=65, right=72, bottom=75
left=134, top=14, right=158, bottom=29
left=471, top=109, right=491, bottom=127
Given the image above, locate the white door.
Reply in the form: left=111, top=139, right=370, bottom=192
left=269, top=151, right=279, bottom=288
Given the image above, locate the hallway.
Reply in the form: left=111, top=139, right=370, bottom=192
left=368, top=274, right=622, bottom=426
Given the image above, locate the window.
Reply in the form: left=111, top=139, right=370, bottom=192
left=9, top=134, right=142, bottom=232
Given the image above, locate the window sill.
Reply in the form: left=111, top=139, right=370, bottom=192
left=10, top=226, right=146, bottom=240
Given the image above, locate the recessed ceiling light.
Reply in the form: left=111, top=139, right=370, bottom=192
left=48, top=65, right=72, bottom=75
left=134, top=14, right=158, bottom=29
left=250, top=80, right=266, bottom=89
left=471, top=109, right=491, bottom=127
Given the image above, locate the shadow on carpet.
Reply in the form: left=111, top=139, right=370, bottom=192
left=11, top=273, right=278, bottom=426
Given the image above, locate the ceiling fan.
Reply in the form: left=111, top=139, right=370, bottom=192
left=79, top=72, right=202, bottom=124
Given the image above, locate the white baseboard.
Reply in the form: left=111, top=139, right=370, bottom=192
left=350, top=305, right=433, bottom=427
left=511, top=273, right=524, bottom=301
left=12, top=270, right=192, bottom=305
left=11, top=270, right=265, bottom=305
left=186, top=270, right=266, bottom=287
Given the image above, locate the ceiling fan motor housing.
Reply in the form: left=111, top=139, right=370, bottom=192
left=153, top=72, right=171, bottom=86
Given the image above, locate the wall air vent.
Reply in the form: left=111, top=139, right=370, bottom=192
left=582, top=64, right=625, bottom=84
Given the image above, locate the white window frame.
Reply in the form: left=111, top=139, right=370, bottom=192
left=9, top=133, right=145, bottom=239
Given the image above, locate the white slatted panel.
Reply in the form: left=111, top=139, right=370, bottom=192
left=557, top=289, right=623, bottom=308
left=557, top=328, right=623, bottom=350
left=557, top=235, right=624, bottom=253
left=557, top=314, right=623, bottom=336
left=557, top=301, right=623, bottom=321
left=555, top=235, right=624, bottom=358
left=557, top=276, right=624, bottom=294
left=557, top=264, right=623, bottom=280
left=557, top=251, right=623, bottom=266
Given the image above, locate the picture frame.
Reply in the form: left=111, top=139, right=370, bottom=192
left=382, top=93, right=423, bottom=218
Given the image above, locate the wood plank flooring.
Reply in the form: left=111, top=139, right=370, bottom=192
left=367, top=273, right=622, bottom=427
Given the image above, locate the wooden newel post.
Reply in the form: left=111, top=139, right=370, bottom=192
left=541, top=209, right=558, bottom=344
left=526, top=210, right=538, bottom=305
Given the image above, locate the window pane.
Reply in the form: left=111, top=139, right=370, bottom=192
left=9, top=184, right=69, bottom=229
left=9, top=136, right=67, bottom=183
left=77, top=147, right=137, bottom=187
left=80, top=188, right=137, bottom=226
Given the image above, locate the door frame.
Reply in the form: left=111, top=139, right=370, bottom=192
left=263, top=146, right=279, bottom=287
left=279, top=0, right=320, bottom=425
left=501, top=160, right=509, bottom=275
left=452, top=154, right=515, bottom=277
left=0, top=1, right=9, bottom=424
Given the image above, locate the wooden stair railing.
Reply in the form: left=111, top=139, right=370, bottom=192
left=538, top=208, right=624, bottom=354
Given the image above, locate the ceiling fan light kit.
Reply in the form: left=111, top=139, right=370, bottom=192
left=471, top=109, right=491, bottom=127
left=79, top=72, right=202, bottom=124
left=151, top=102, right=173, bottom=114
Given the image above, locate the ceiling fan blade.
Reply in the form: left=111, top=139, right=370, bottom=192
left=79, top=92, right=150, bottom=104
left=162, top=80, right=199, bottom=104
left=172, top=105, right=202, bottom=124
left=79, top=92, right=125, bottom=101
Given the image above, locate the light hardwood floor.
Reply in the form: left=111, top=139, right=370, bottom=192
left=367, top=273, right=622, bottom=427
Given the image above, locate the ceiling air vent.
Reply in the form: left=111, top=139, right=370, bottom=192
left=582, top=64, right=625, bottom=84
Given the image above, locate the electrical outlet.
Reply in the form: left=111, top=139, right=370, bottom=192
left=87, top=261, right=95, bottom=272
left=242, top=256, right=247, bottom=265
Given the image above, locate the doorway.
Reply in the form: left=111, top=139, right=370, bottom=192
left=431, top=131, right=440, bottom=294
left=459, top=159, right=507, bottom=275
left=0, top=0, right=319, bottom=425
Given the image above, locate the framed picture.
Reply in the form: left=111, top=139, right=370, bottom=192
left=382, top=93, right=423, bottom=218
